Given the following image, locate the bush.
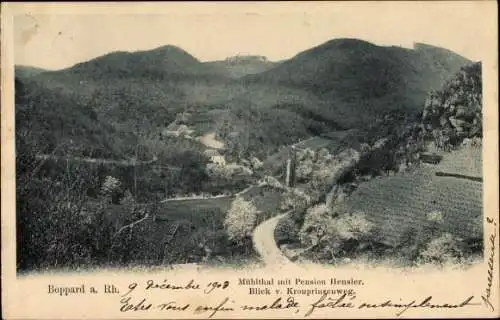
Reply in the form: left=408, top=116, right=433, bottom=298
left=335, top=211, right=374, bottom=240
left=418, top=233, right=465, bottom=265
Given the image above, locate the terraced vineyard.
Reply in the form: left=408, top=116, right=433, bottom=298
left=345, top=167, right=482, bottom=247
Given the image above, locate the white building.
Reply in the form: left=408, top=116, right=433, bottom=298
left=204, top=149, right=226, bottom=166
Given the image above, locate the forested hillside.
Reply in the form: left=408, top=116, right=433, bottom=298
left=244, top=39, right=471, bottom=127
left=16, top=39, right=471, bottom=162
left=280, top=61, right=484, bottom=266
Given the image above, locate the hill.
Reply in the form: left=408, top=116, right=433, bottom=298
left=288, top=59, right=483, bottom=266
left=244, top=39, right=471, bottom=126
left=15, top=65, right=47, bottom=79
left=16, top=39, right=476, bottom=172
left=205, top=55, right=278, bottom=78
left=18, top=45, right=241, bottom=158
left=28, top=44, right=235, bottom=114
left=15, top=77, right=119, bottom=158
left=17, top=45, right=331, bottom=161
left=64, top=45, right=229, bottom=79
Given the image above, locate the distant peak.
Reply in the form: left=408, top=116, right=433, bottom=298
left=141, top=44, right=200, bottom=62
left=296, top=38, right=378, bottom=58
left=148, top=44, right=195, bottom=55
left=322, top=38, right=377, bottom=48
left=151, top=44, right=188, bottom=52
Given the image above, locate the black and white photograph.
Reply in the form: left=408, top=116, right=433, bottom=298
left=12, top=5, right=486, bottom=274
left=2, top=3, right=498, bottom=319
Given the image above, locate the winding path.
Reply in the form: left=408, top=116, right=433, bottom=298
left=252, top=212, right=292, bottom=265
left=36, top=154, right=160, bottom=166
left=160, top=183, right=264, bottom=203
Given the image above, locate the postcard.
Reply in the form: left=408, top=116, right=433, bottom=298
left=1, top=1, right=499, bottom=319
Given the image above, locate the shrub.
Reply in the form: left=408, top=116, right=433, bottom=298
left=120, top=189, right=135, bottom=206
left=426, top=210, right=444, bottom=224
left=419, top=233, right=464, bottom=265
left=311, top=166, right=338, bottom=191
left=335, top=211, right=374, bottom=240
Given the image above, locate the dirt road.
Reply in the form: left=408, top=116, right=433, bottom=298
left=252, top=212, right=292, bottom=265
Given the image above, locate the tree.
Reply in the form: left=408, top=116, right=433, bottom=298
left=311, top=165, right=338, bottom=192
left=295, top=159, right=314, bottom=182
left=280, top=188, right=312, bottom=211
left=299, top=204, right=334, bottom=249
left=261, top=175, right=284, bottom=190
left=100, top=175, right=123, bottom=204
left=224, top=197, right=259, bottom=245
left=299, top=208, right=375, bottom=262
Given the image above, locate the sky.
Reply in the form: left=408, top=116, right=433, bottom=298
left=11, top=2, right=497, bottom=70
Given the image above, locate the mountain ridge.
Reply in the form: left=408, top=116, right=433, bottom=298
left=16, top=38, right=476, bottom=160
left=240, top=38, right=471, bottom=125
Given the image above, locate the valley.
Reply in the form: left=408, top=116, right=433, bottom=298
left=15, top=38, right=483, bottom=271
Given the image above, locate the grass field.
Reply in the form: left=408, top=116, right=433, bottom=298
left=294, top=137, right=335, bottom=150
left=295, top=130, right=355, bottom=151
left=344, top=167, right=482, bottom=247
left=320, top=129, right=357, bottom=140
left=430, top=145, right=482, bottom=178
